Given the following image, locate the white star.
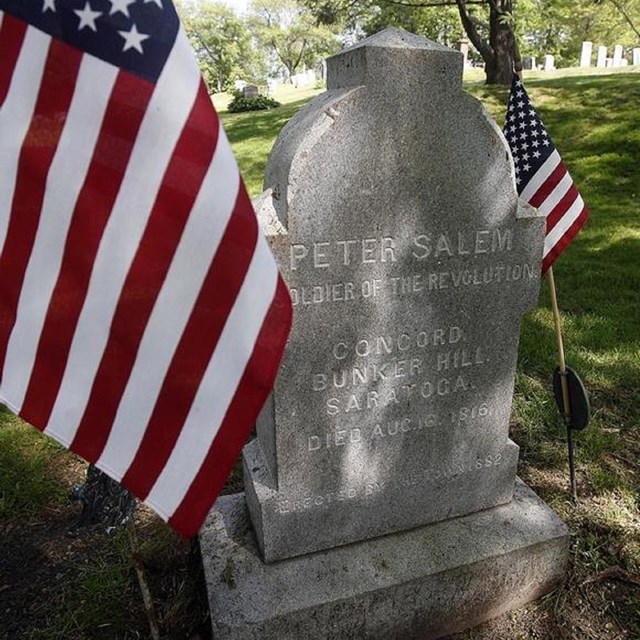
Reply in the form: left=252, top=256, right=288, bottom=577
left=517, top=100, right=525, bottom=108
left=514, top=166, right=520, bottom=174
left=531, top=130, right=539, bottom=138
left=509, top=125, right=516, bottom=134
left=520, top=132, right=527, bottom=140
left=542, top=129, right=548, bottom=137
left=74, top=2, right=102, bottom=31
left=529, top=109, right=536, bottom=116
left=521, top=142, right=529, bottom=150
left=516, top=176, right=521, bottom=184
left=519, top=121, right=527, bottom=130
left=523, top=163, right=531, bottom=171
left=144, top=0, right=163, bottom=7
left=42, top=0, right=56, bottom=12
left=532, top=140, right=539, bottom=147
left=508, top=104, right=515, bottom=112
left=542, top=139, right=550, bottom=146
left=533, top=150, right=541, bottom=158
left=516, top=90, right=523, bottom=97
left=509, top=114, right=516, bottom=122
left=529, top=118, right=537, bottom=127
left=522, top=153, right=530, bottom=161
left=118, top=24, right=150, bottom=53
left=109, top=0, right=136, bottom=17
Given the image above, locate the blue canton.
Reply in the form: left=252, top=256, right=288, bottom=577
left=502, top=77, right=556, bottom=194
left=0, top=0, right=179, bottom=83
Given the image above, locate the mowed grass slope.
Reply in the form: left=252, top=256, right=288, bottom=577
left=1, top=71, right=638, bottom=639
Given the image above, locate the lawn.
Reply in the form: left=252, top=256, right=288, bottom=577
left=1, top=69, right=639, bottom=639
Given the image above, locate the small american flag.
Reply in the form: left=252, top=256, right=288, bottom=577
left=503, top=76, right=588, bottom=272
left=0, top=0, right=291, bottom=536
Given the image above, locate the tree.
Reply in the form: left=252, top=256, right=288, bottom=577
left=305, top=0, right=521, bottom=84
left=176, top=0, right=266, bottom=93
left=249, top=0, right=341, bottom=82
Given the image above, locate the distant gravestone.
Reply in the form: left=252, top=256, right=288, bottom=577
left=522, top=56, right=536, bottom=70
left=458, top=37, right=469, bottom=65
left=202, top=28, right=569, bottom=640
left=613, top=45, right=624, bottom=66
left=634, top=48, right=640, bottom=65
left=242, top=84, right=259, bottom=99
left=543, top=54, right=555, bottom=70
left=597, top=46, right=608, bottom=68
left=580, top=41, right=593, bottom=67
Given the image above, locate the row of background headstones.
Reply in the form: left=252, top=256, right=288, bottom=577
left=458, top=38, right=640, bottom=71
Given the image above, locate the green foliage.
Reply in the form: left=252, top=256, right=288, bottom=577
left=249, top=0, right=341, bottom=80
left=227, top=91, right=282, bottom=112
left=176, top=0, right=266, bottom=92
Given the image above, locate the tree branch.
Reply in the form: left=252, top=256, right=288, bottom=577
left=609, top=0, right=640, bottom=40
left=455, top=0, right=492, bottom=60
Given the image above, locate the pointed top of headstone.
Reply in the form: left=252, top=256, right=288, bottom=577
left=327, top=27, right=462, bottom=91
left=339, top=27, right=453, bottom=53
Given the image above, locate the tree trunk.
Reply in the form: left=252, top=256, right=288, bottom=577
left=485, top=0, right=515, bottom=84
left=455, top=0, right=516, bottom=85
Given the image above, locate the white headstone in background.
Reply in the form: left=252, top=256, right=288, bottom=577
left=458, top=38, right=469, bottom=66
left=543, top=54, right=555, bottom=71
left=633, top=48, right=640, bottom=66
left=613, top=45, right=624, bottom=67
left=580, top=41, right=592, bottom=67
left=596, top=46, right=607, bottom=68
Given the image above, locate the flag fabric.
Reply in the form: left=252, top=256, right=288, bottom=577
left=503, top=76, right=588, bottom=272
left=0, top=0, right=291, bottom=536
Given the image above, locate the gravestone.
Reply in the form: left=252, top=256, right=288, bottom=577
left=202, top=28, right=569, bottom=640
left=543, top=54, right=555, bottom=70
left=597, top=45, right=608, bottom=68
left=242, top=84, right=259, bottom=99
left=633, top=48, right=640, bottom=66
left=613, top=45, right=624, bottom=66
left=458, top=37, right=469, bottom=65
left=580, top=41, right=592, bottom=67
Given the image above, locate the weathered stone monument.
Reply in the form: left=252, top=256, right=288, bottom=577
left=201, top=28, right=569, bottom=639
left=543, top=54, right=555, bottom=71
left=633, top=48, right=640, bottom=66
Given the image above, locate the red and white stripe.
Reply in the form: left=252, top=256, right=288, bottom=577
left=0, top=15, right=291, bottom=535
left=521, top=149, right=588, bottom=272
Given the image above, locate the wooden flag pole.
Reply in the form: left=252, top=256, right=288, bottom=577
left=546, top=265, right=578, bottom=503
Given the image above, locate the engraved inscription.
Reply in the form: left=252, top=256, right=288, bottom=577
left=289, top=229, right=513, bottom=271
left=290, top=263, right=537, bottom=306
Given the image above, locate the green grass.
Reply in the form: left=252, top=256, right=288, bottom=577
left=0, top=405, right=66, bottom=519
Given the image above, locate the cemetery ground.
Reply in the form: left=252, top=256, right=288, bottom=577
left=0, top=69, right=639, bottom=640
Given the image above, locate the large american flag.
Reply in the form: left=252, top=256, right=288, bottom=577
left=0, top=0, right=291, bottom=535
left=503, top=77, right=588, bottom=272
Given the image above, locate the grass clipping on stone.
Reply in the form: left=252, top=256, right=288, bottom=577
left=1, top=70, right=639, bottom=639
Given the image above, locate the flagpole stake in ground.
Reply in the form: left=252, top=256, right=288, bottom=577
left=503, top=74, right=590, bottom=503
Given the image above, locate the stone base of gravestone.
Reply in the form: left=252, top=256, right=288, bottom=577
left=202, top=480, right=568, bottom=640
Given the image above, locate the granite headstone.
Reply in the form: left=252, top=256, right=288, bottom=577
left=203, top=28, right=569, bottom=640
left=244, top=28, right=545, bottom=563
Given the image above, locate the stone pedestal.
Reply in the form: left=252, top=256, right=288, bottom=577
left=203, top=482, right=568, bottom=640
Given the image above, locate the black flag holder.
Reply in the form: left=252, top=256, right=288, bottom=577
left=547, top=268, right=590, bottom=503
